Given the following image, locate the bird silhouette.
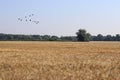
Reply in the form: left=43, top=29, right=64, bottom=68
left=18, top=18, right=22, bottom=21
left=32, top=14, right=34, bottom=16
left=18, top=13, right=39, bottom=24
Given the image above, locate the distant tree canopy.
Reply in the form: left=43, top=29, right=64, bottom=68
left=0, top=33, right=76, bottom=41
left=76, top=29, right=91, bottom=42
left=91, top=34, right=120, bottom=41
left=0, top=31, right=120, bottom=41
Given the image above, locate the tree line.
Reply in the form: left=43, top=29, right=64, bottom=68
left=0, top=29, right=120, bottom=41
left=91, top=34, right=120, bottom=41
left=0, top=33, right=77, bottom=41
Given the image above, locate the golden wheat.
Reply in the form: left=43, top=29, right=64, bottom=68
left=0, top=41, right=120, bottom=80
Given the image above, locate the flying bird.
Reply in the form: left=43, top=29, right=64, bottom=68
left=25, top=16, right=27, bottom=18
left=29, top=15, right=31, bottom=17
left=18, top=13, right=39, bottom=24
left=32, top=14, right=34, bottom=16
left=29, top=19, right=32, bottom=21
left=18, top=18, right=22, bottom=21
left=36, top=21, right=39, bottom=24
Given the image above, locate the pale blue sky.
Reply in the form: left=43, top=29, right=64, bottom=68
left=0, top=0, right=120, bottom=36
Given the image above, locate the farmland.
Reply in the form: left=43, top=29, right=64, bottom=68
left=0, top=41, right=120, bottom=80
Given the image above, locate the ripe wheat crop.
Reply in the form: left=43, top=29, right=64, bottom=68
left=0, top=41, right=120, bottom=80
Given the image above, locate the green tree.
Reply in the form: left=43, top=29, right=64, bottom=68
left=104, top=35, right=112, bottom=41
left=97, top=34, right=104, bottom=41
left=115, top=34, right=120, bottom=41
left=76, top=29, right=91, bottom=42
left=49, top=36, right=59, bottom=41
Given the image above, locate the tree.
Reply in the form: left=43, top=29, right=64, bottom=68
left=42, top=35, right=51, bottom=41
left=49, top=36, right=59, bottom=41
left=96, top=34, right=104, bottom=41
left=115, top=34, right=120, bottom=41
left=76, top=29, right=91, bottom=42
left=104, top=35, right=113, bottom=41
left=60, top=36, right=77, bottom=41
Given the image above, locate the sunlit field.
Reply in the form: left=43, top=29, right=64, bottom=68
left=0, top=41, right=120, bottom=80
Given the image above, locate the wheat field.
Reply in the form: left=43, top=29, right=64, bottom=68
left=0, top=41, right=120, bottom=80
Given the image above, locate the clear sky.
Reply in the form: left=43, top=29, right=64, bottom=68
left=0, top=0, right=120, bottom=36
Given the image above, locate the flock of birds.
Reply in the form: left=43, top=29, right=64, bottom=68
left=18, top=14, right=39, bottom=24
